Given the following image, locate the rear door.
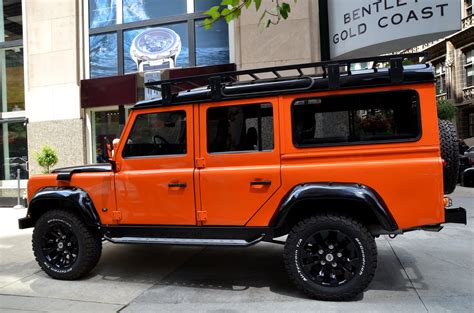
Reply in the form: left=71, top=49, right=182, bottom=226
left=198, top=98, right=281, bottom=225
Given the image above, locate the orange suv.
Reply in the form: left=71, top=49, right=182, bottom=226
left=19, top=54, right=466, bottom=301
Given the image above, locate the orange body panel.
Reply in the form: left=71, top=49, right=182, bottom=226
left=114, top=105, right=197, bottom=225
left=27, top=81, right=445, bottom=231
left=248, top=83, right=445, bottom=229
left=198, top=98, right=281, bottom=225
left=27, top=172, right=116, bottom=225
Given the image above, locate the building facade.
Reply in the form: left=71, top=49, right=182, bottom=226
left=403, top=0, right=474, bottom=145
left=0, top=0, right=322, bottom=204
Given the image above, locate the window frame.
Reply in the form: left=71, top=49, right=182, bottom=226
left=290, top=89, right=423, bottom=149
left=88, top=0, right=228, bottom=77
left=205, top=102, right=275, bottom=155
left=434, top=61, right=447, bottom=95
left=121, top=109, right=188, bottom=159
left=465, top=49, right=474, bottom=88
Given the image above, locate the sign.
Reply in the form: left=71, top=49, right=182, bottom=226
left=327, top=0, right=461, bottom=59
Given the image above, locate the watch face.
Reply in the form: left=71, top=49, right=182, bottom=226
left=131, top=27, right=181, bottom=63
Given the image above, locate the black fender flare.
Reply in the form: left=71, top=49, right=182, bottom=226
left=19, top=187, right=101, bottom=229
left=270, top=183, right=398, bottom=232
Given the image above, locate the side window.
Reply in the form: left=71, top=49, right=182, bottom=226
left=207, top=103, right=274, bottom=153
left=122, top=110, right=187, bottom=157
left=292, top=90, right=420, bottom=147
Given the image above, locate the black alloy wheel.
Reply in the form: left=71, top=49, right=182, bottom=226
left=41, top=221, right=79, bottom=270
left=32, top=209, right=102, bottom=280
left=284, top=213, right=377, bottom=301
left=299, top=229, right=361, bottom=287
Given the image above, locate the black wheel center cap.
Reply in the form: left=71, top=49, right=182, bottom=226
left=325, top=253, right=334, bottom=262
left=57, top=242, right=64, bottom=249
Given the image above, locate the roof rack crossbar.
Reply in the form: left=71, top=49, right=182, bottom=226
left=143, top=53, right=429, bottom=101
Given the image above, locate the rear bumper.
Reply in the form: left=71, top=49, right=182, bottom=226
left=444, top=207, right=467, bottom=225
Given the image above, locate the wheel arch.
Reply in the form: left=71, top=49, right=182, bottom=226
left=19, top=187, right=101, bottom=229
left=270, top=183, right=398, bottom=237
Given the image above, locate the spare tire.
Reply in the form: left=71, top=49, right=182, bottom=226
left=438, top=119, right=459, bottom=194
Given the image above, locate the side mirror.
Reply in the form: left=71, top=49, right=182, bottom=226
left=112, top=138, right=120, bottom=157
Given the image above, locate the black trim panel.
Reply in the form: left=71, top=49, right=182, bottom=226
left=102, top=225, right=273, bottom=241
left=19, top=187, right=101, bottom=229
left=271, top=183, right=398, bottom=232
left=444, top=207, right=467, bottom=225
left=53, top=164, right=112, bottom=181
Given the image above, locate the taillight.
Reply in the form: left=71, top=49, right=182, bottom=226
left=442, top=159, right=447, bottom=167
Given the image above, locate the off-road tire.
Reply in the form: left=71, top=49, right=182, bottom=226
left=283, top=214, right=377, bottom=301
left=32, top=209, right=102, bottom=280
left=438, top=119, right=459, bottom=194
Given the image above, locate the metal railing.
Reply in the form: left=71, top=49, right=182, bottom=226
left=462, top=14, right=473, bottom=29
left=463, top=85, right=474, bottom=101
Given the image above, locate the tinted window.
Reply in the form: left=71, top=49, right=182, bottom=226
left=292, top=90, right=420, bottom=147
left=123, top=111, right=187, bottom=157
left=207, top=103, right=274, bottom=153
left=123, top=0, right=187, bottom=23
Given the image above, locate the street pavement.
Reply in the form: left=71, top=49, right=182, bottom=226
left=0, top=187, right=473, bottom=312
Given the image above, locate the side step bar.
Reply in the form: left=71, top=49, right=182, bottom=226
left=103, top=234, right=265, bottom=247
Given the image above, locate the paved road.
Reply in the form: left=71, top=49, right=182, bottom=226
left=1, top=188, right=473, bottom=312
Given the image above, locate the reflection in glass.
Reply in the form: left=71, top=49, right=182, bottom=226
left=92, top=110, right=120, bottom=163
left=0, top=121, right=28, bottom=180
left=123, top=0, right=186, bottom=23
left=195, top=0, right=221, bottom=12
left=89, top=33, right=118, bottom=78
left=1, top=0, right=22, bottom=41
left=124, top=23, right=189, bottom=73
left=0, top=47, right=25, bottom=112
left=195, top=19, right=229, bottom=66
left=89, top=0, right=116, bottom=28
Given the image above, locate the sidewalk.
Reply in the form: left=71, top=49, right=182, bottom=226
left=0, top=188, right=473, bottom=312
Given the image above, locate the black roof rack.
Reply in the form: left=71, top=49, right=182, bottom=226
left=140, top=53, right=430, bottom=107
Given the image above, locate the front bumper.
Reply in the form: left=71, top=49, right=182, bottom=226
left=18, top=217, right=35, bottom=229
left=445, top=207, right=467, bottom=225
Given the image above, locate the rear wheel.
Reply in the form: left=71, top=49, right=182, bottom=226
left=283, top=214, right=377, bottom=301
left=439, top=119, right=459, bottom=194
left=32, top=209, right=102, bottom=280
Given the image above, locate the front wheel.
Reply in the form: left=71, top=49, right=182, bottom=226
left=32, top=209, right=102, bottom=280
left=283, top=214, right=377, bottom=301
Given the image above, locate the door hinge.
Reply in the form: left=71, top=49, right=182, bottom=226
left=197, top=210, right=207, bottom=222
left=112, top=211, right=122, bottom=221
left=195, top=157, right=206, bottom=169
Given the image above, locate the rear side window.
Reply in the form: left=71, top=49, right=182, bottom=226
left=122, top=110, right=187, bottom=157
left=292, top=90, right=420, bottom=147
left=207, top=103, right=274, bottom=153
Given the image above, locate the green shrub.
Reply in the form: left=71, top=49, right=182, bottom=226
left=35, top=145, right=58, bottom=174
left=437, top=99, right=457, bottom=121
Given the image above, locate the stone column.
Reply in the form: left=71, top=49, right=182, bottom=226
left=24, top=0, right=86, bottom=174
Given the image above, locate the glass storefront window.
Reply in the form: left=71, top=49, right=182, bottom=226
left=89, top=0, right=116, bottom=29
left=124, top=23, right=189, bottom=74
left=195, top=18, right=229, bottom=66
left=1, top=0, right=22, bottom=42
left=195, top=0, right=221, bottom=12
left=0, top=121, right=28, bottom=180
left=89, top=33, right=118, bottom=78
left=0, top=47, right=25, bottom=112
left=123, top=0, right=187, bottom=23
left=92, top=110, right=120, bottom=163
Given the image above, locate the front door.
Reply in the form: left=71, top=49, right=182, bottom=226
left=198, top=98, right=281, bottom=225
left=114, top=105, right=196, bottom=225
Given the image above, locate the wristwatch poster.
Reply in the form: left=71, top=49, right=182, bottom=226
left=130, top=27, right=182, bottom=72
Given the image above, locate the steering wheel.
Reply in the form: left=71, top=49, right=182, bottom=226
left=153, top=135, right=169, bottom=146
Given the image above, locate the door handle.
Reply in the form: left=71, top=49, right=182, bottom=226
left=168, top=183, right=187, bottom=188
left=250, top=180, right=272, bottom=186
